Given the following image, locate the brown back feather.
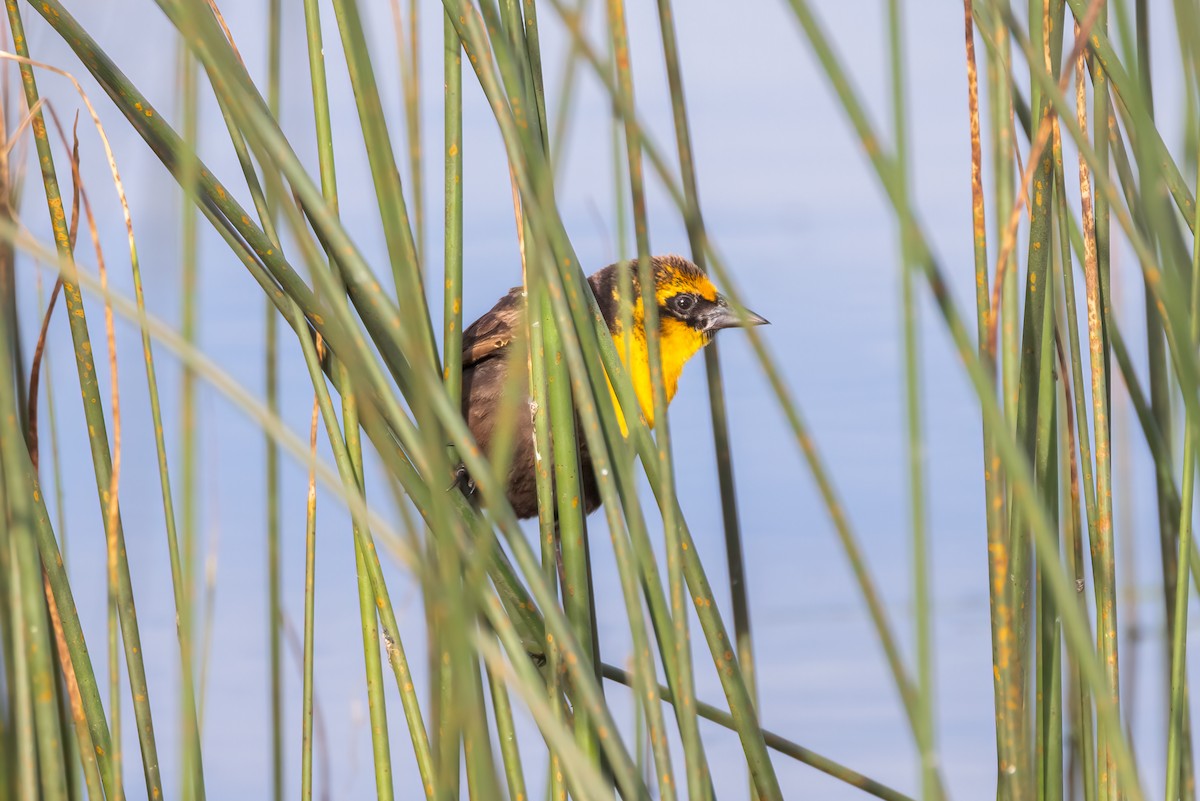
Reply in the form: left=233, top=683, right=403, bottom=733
left=461, top=285, right=524, bottom=367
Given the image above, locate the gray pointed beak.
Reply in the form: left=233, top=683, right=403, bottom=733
left=704, top=296, right=770, bottom=333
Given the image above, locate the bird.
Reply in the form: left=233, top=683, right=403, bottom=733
left=457, top=254, right=767, bottom=519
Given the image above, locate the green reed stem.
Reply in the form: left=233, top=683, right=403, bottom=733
left=328, top=0, right=437, bottom=370
left=282, top=196, right=423, bottom=800
left=443, top=11, right=464, bottom=415
left=0, top=407, right=65, bottom=801
left=963, top=3, right=1022, bottom=792
left=543, top=286, right=604, bottom=755
left=522, top=232, right=684, bottom=801
left=164, top=9, right=441, bottom=793
left=1166, top=112, right=1200, bottom=801
left=305, top=0, right=400, bottom=795
left=1128, top=11, right=1189, bottom=800
left=541, top=7, right=924, bottom=789
left=498, top=0, right=604, bottom=774
left=1, top=504, right=37, bottom=801
left=524, top=270, right=567, bottom=801
left=651, top=0, right=752, bottom=787
left=9, top=420, right=113, bottom=798
left=1051, top=136, right=1200, bottom=617
left=264, top=2, right=284, bottom=799
left=780, top=3, right=1147, bottom=797
left=1011, top=11, right=1063, bottom=786
left=398, top=0, right=423, bottom=260
left=457, top=602, right=502, bottom=801
left=438, top=7, right=466, bottom=797
left=0, top=308, right=67, bottom=801
left=6, top=5, right=163, bottom=797
left=300, top=403, right=318, bottom=801
left=889, top=2, right=938, bottom=797
left=1034, top=182, right=1062, bottom=801
left=299, top=1, right=336, bottom=798
left=486, top=661, right=529, bottom=801
left=176, top=25, right=203, bottom=801
left=605, top=3, right=706, bottom=799
left=1056, top=335, right=1097, bottom=801
left=599, top=663, right=917, bottom=801
left=175, top=19, right=540, bottom=648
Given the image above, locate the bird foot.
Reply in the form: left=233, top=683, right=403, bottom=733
left=449, top=463, right=477, bottom=497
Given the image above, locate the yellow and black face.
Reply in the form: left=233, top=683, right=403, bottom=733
left=655, top=265, right=767, bottom=341
left=590, top=254, right=767, bottom=425
left=589, top=254, right=767, bottom=346
left=651, top=255, right=768, bottom=345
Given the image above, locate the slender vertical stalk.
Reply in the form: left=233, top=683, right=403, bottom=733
left=1166, top=118, right=1200, bottom=801
left=3, top=480, right=38, bottom=801
left=1050, top=125, right=1091, bottom=801
left=1090, top=0, right=1111, bottom=421
left=0, top=299, right=67, bottom=801
left=1032, top=164, right=1061, bottom=801
left=777, top=3, right=1143, bottom=796
left=495, top=0, right=603, bottom=774
left=542, top=286, right=602, bottom=760
left=299, top=0, right=398, bottom=796
left=1011, top=15, right=1062, bottom=790
left=889, top=2, right=938, bottom=798
left=275, top=188, right=435, bottom=798
left=5, top=4, right=164, bottom=797
left=606, top=2, right=706, bottom=797
left=263, top=2, right=283, bottom=796
left=442, top=10, right=464, bottom=427
left=486, top=661, right=528, bottom=801
left=437, top=7, right=465, bottom=797
left=1074, top=36, right=1120, bottom=801
left=328, top=0, right=438, bottom=370
left=404, top=0, right=423, bottom=259
left=512, top=182, right=565, bottom=801
left=511, top=3, right=561, bottom=704
left=963, top=5, right=1021, bottom=796
left=652, top=0, right=757, bottom=749
left=178, top=0, right=201, bottom=596
left=510, top=163, right=682, bottom=801
left=1056, top=299, right=1097, bottom=801
left=300, top=396, right=319, bottom=801
left=173, top=16, right=204, bottom=801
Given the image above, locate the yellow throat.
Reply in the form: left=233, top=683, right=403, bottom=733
left=609, top=298, right=708, bottom=431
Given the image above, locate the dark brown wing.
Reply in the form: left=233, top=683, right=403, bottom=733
left=461, top=285, right=524, bottom=367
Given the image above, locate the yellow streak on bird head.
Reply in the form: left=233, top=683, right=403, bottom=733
left=653, top=260, right=719, bottom=305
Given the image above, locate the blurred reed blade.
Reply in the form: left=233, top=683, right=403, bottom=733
left=6, top=4, right=164, bottom=797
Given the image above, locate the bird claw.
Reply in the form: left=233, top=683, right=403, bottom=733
left=449, top=463, right=477, bottom=496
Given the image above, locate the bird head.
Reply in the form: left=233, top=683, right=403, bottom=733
left=649, top=254, right=769, bottom=341
left=590, top=255, right=767, bottom=426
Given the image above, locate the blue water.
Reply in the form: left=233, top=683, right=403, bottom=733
left=10, top=1, right=1199, bottom=798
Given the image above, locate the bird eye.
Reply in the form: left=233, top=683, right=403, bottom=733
left=671, top=294, right=696, bottom=313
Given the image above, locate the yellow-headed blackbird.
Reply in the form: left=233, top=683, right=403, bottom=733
left=459, top=254, right=767, bottom=518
